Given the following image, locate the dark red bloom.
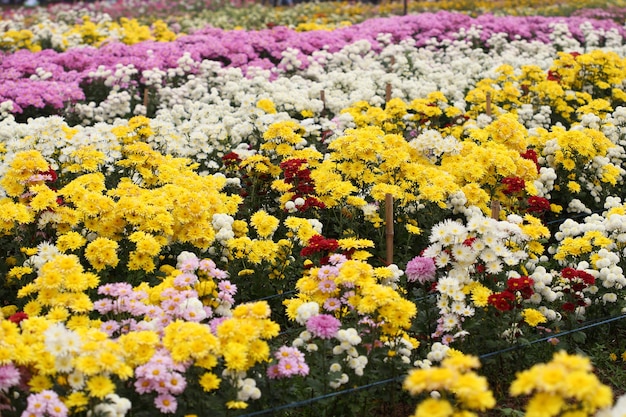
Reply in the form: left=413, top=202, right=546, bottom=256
left=8, top=312, right=28, bottom=324
left=280, top=159, right=309, bottom=179
left=547, top=70, right=561, bottom=82
left=488, top=291, right=516, bottom=311
left=562, top=302, right=576, bottom=312
left=527, top=196, right=551, bottom=213
left=521, top=149, right=541, bottom=173
left=576, top=270, right=595, bottom=285
left=561, top=267, right=578, bottom=279
left=507, top=276, right=534, bottom=289
left=222, top=152, right=242, bottom=168
left=463, top=237, right=476, bottom=247
left=300, top=235, right=339, bottom=257
left=501, top=177, right=526, bottom=195
left=279, top=159, right=325, bottom=212
left=507, top=276, right=535, bottom=299
left=520, top=149, right=538, bottom=163
left=300, top=197, right=326, bottom=211
left=561, top=268, right=595, bottom=286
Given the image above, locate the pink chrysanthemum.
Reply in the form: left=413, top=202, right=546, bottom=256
left=306, top=314, right=341, bottom=339
left=155, top=393, right=178, bottom=413
left=405, top=256, right=437, bottom=283
left=0, top=364, right=21, bottom=391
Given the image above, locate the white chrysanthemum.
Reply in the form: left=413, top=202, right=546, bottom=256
left=295, top=302, right=319, bottom=325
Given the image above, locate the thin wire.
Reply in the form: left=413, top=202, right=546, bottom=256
left=238, top=312, right=626, bottom=417
left=239, top=376, right=403, bottom=417
left=545, top=209, right=604, bottom=225
left=479, top=312, right=626, bottom=359
left=253, top=290, right=297, bottom=302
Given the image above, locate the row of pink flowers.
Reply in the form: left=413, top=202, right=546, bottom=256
left=1, top=11, right=625, bottom=116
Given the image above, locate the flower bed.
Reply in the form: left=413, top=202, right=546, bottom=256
left=1, top=1, right=626, bottom=416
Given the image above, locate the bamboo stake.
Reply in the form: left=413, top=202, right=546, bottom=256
left=143, top=88, right=149, bottom=111
left=491, top=199, right=501, bottom=220
left=386, top=193, right=394, bottom=265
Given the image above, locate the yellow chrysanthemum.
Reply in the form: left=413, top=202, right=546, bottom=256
left=521, top=308, right=548, bottom=327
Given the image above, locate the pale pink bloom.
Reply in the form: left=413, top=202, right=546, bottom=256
left=296, top=361, right=310, bottom=376
left=277, top=358, right=300, bottom=377
left=139, top=362, right=167, bottom=381
left=0, top=364, right=21, bottom=391
left=97, top=283, right=116, bottom=295
left=274, top=346, right=302, bottom=361
left=317, top=265, right=338, bottom=279
left=93, top=299, right=114, bottom=314
left=209, top=317, right=227, bottom=333
left=144, top=305, right=164, bottom=319
left=198, top=259, right=216, bottom=272
left=164, top=372, right=187, bottom=395
left=218, top=281, right=237, bottom=295
left=267, top=365, right=281, bottom=379
left=154, top=393, right=177, bottom=413
left=210, top=268, right=228, bottom=280
left=178, top=256, right=200, bottom=273
left=218, top=292, right=235, bottom=305
left=173, top=272, right=199, bottom=287
left=328, top=254, right=347, bottom=266
left=318, top=279, right=337, bottom=294
left=323, top=298, right=341, bottom=312
left=100, top=320, right=120, bottom=336
left=135, top=377, right=156, bottom=394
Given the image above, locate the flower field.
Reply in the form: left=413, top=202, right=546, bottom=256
left=2, top=0, right=626, bottom=416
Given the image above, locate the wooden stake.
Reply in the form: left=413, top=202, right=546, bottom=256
left=385, top=83, right=392, bottom=104
left=491, top=199, right=501, bottom=220
left=143, top=88, right=149, bottom=111
left=386, top=193, right=394, bottom=265
left=485, top=91, right=492, bottom=117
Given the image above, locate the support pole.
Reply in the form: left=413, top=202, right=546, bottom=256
left=491, top=199, right=501, bottom=220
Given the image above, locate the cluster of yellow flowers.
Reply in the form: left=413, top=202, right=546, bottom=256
left=403, top=351, right=496, bottom=417
left=0, top=17, right=178, bottom=52
left=510, top=350, right=613, bottom=416
left=405, top=350, right=613, bottom=417
left=1, top=45, right=625, bottom=413
left=466, top=51, right=626, bottom=124
left=285, top=256, right=417, bottom=337
left=0, top=117, right=242, bottom=283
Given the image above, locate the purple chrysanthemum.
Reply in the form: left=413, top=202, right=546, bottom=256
left=0, top=364, right=21, bottom=391
left=306, top=314, right=341, bottom=339
left=405, top=256, right=437, bottom=284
